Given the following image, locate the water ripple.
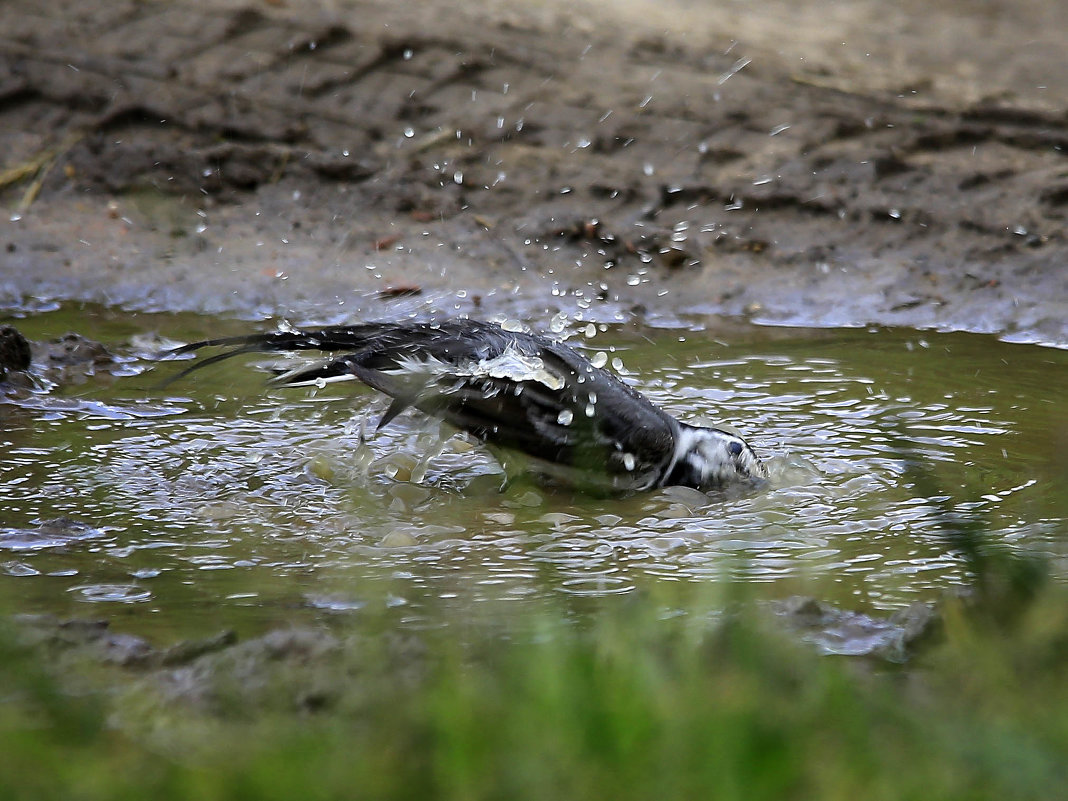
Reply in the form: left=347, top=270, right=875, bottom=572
left=4, top=324, right=1065, bottom=619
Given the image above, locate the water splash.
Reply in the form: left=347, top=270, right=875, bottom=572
left=3, top=315, right=1065, bottom=630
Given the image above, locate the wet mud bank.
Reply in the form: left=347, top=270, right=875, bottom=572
left=10, top=594, right=938, bottom=724
left=0, top=0, right=1065, bottom=344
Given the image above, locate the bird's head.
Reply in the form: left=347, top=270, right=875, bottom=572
left=669, top=423, right=767, bottom=490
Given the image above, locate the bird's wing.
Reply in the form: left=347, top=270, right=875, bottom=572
left=162, top=321, right=680, bottom=488
left=160, top=325, right=398, bottom=386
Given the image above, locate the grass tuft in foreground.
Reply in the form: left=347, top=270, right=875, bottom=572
left=2, top=573, right=1068, bottom=801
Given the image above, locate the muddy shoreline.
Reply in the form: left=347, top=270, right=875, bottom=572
left=0, top=0, right=1065, bottom=345
left=2, top=0, right=1066, bottom=735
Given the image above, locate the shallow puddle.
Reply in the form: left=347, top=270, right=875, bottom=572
left=2, top=305, right=1065, bottom=639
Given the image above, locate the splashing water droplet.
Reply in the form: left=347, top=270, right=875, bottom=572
left=557, top=409, right=574, bottom=426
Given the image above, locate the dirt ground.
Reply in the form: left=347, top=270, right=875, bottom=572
left=1, top=0, right=1066, bottom=344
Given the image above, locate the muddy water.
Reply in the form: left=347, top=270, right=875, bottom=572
left=2, top=307, right=1065, bottom=639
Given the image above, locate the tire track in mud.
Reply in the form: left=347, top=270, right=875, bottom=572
left=0, top=0, right=1065, bottom=341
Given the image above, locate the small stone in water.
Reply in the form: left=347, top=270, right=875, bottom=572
left=380, top=530, right=417, bottom=548
left=306, top=455, right=335, bottom=481
left=515, top=490, right=543, bottom=507
left=389, top=483, right=431, bottom=506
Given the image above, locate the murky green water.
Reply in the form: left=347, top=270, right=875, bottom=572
left=2, top=305, right=1066, bottom=639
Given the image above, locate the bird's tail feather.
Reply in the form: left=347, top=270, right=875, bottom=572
left=159, top=327, right=388, bottom=387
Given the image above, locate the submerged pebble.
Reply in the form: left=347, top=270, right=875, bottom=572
left=380, top=530, right=418, bottom=548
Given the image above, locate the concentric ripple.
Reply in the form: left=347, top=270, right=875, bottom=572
left=2, top=317, right=1065, bottom=629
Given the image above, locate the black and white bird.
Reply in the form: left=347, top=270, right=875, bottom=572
left=166, top=319, right=766, bottom=493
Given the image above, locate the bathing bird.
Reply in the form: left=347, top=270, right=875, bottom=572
left=165, top=319, right=766, bottom=492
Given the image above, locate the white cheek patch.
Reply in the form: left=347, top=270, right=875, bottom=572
left=669, top=425, right=704, bottom=471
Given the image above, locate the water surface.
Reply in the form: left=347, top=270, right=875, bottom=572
left=2, top=306, right=1065, bottom=638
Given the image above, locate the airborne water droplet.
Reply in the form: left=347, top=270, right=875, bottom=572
left=623, top=453, right=636, bottom=471
left=591, top=352, right=608, bottom=368
left=557, top=409, right=574, bottom=426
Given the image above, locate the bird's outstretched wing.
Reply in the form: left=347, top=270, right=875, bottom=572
left=164, top=320, right=681, bottom=490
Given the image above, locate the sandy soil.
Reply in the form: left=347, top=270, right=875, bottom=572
left=1, top=0, right=1065, bottom=344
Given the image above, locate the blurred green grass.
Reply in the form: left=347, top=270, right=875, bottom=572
left=2, top=578, right=1067, bottom=801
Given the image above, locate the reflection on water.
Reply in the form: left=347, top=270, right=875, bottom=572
left=2, top=308, right=1066, bottom=636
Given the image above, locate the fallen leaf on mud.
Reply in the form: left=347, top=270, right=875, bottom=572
left=378, top=285, right=422, bottom=299
left=658, top=246, right=695, bottom=268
